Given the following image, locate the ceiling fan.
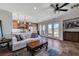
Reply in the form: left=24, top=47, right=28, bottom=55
left=50, top=3, right=69, bottom=13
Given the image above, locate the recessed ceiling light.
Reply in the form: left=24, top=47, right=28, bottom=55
left=33, top=7, right=37, bottom=10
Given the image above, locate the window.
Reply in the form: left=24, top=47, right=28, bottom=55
left=43, top=25, right=45, bottom=34
left=48, top=24, right=52, bottom=35
left=29, top=24, right=37, bottom=33
left=39, top=25, right=42, bottom=34
left=29, top=26, right=33, bottom=32
left=54, top=23, right=59, bottom=37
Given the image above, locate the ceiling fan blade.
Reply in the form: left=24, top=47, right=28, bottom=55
left=60, top=3, right=69, bottom=8
left=59, top=9, right=68, bottom=11
left=50, top=4, right=56, bottom=8
left=56, top=3, right=59, bottom=7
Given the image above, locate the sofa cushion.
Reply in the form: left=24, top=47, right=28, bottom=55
left=12, top=36, right=17, bottom=43
left=20, top=34, right=27, bottom=40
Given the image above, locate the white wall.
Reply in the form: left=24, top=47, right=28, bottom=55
left=38, top=8, right=79, bottom=40
left=0, top=9, right=12, bottom=38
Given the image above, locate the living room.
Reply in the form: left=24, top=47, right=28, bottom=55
left=0, top=3, right=79, bottom=56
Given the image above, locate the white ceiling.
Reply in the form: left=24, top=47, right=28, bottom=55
left=0, top=3, right=76, bottom=23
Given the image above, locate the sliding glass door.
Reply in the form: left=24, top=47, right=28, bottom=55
left=54, top=23, right=59, bottom=38
left=39, top=25, right=42, bottom=35
left=42, top=25, right=45, bottom=35
left=48, top=24, right=52, bottom=37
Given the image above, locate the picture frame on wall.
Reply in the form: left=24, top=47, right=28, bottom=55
left=63, top=17, right=79, bottom=29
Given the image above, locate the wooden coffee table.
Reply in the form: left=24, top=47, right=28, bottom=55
left=27, top=40, right=48, bottom=56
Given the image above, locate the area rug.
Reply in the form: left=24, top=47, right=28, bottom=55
left=9, top=48, right=48, bottom=56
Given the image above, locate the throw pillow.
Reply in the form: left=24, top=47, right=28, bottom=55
left=19, top=35, right=23, bottom=40
left=15, top=35, right=22, bottom=41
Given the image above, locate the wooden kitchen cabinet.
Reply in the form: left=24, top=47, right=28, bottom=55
left=13, top=20, right=29, bottom=29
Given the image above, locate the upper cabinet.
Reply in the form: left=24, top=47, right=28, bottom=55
left=13, top=20, right=29, bottom=29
